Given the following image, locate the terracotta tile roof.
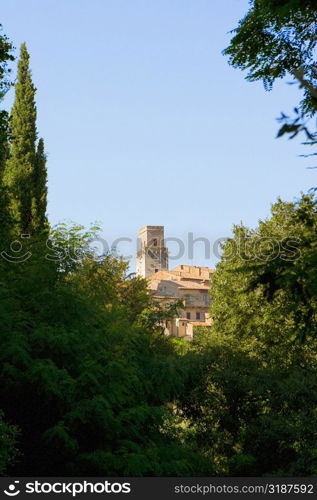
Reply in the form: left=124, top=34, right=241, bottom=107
left=148, top=267, right=213, bottom=282
left=148, top=279, right=209, bottom=291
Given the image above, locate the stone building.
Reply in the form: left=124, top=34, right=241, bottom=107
left=136, top=226, right=213, bottom=339
left=136, top=226, right=168, bottom=277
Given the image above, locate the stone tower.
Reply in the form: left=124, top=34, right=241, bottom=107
left=136, top=226, right=169, bottom=277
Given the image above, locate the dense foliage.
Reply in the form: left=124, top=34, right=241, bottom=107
left=0, top=238, right=212, bottom=475
left=0, top=25, right=13, bottom=174
left=180, top=329, right=317, bottom=476
left=178, top=197, right=317, bottom=475
left=211, top=196, right=317, bottom=343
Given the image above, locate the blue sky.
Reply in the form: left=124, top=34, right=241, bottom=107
left=2, top=0, right=315, bottom=269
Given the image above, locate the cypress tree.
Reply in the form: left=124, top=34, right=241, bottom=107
left=33, top=138, right=48, bottom=232
left=4, top=43, right=37, bottom=235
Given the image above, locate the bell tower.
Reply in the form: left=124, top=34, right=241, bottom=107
left=136, top=226, right=169, bottom=277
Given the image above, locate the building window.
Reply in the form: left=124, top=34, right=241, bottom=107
left=153, top=238, right=158, bottom=246
left=196, top=312, right=201, bottom=320
left=186, top=312, right=191, bottom=320
left=154, top=269, right=159, bottom=273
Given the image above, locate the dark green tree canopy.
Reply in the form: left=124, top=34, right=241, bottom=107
left=224, top=0, right=317, bottom=114
left=0, top=25, right=13, bottom=173
left=210, top=195, right=317, bottom=344
left=0, top=24, right=13, bottom=101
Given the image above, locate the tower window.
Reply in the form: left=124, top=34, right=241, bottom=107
left=153, top=238, right=158, bottom=246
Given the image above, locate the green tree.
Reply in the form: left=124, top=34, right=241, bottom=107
left=179, top=330, right=317, bottom=476
left=0, top=26, right=14, bottom=247
left=224, top=0, right=317, bottom=155
left=0, top=27, right=17, bottom=475
left=33, top=138, right=48, bottom=232
left=48, top=223, right=152, bottom=322
left=4, top=43, right=38, bottom=235
left=0, top=24, right=14, bottom=173
left=210, top=195, right=317, bottom=343
left=224, top=0, right=317, bottom=114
